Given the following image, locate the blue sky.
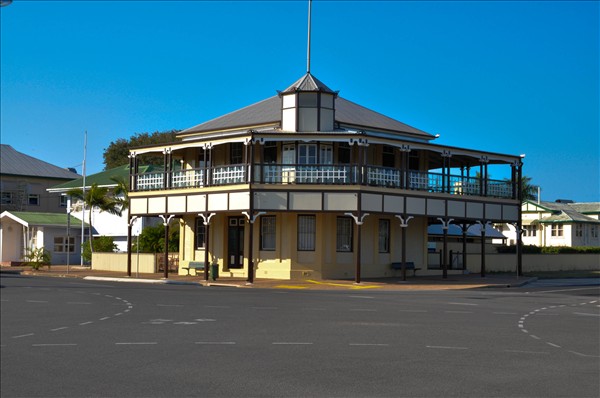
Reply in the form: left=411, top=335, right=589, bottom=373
left=1, top=1, right=598, bottom=202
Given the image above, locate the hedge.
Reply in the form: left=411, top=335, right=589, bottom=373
left=496, top=245, right=600, bottom=254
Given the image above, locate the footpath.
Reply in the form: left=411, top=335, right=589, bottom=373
left=2, top=265, right=537, bottom=291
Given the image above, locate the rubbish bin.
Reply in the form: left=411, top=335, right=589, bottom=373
left=210, top=263, right=219, bottom=281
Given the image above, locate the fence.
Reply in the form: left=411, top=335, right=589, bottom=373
left=91, top=252, right=179, bottom=274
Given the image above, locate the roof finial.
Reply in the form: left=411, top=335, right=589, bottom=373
left=306, top=0, right=312, bottom=74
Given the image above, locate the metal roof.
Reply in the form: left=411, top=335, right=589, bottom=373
left=280, top=73, right=336, bottom=94
left=0, top=145, right=81, bottom=180
left=428, top=223, right=507, bottom=239
left=47, top=164, right=157, bottom=192
left=1, top=211, right=89, bottom=228
left=525, top=200, right=600, bottom=224
left=178, top=85, right=434, bottom=139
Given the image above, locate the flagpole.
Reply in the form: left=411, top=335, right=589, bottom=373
left=81, top=131, right=87, bottom=266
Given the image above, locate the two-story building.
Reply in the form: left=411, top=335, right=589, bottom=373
left=127, top=73, right=524, bottom=282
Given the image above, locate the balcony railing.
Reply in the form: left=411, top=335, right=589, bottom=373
left=133, top=163, right=515, bottom=199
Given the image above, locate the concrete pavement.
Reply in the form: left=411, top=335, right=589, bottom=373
left=2, top=265, right=537, bottom=290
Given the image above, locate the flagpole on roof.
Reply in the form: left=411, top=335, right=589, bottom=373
left=81, top=131, right=87, bottom=267
left=306, top=0, right=312, bottom=74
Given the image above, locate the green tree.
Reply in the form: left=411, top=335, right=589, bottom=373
left=103, top=130, right=180, bottom=170
left=133, top=223, right=179, bottom=253
left=82, top=236, right=118, bottom=262
left=67, top=183, right=123, bottom=254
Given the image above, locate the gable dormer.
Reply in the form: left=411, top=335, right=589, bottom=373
left=280, top=73, right=337, bottom=132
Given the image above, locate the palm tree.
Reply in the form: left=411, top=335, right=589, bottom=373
left=502, top=175, right=536, bottom=202
left=67, top=183, right=123, bottom=254
left=110, top=176, right=129, bottom=211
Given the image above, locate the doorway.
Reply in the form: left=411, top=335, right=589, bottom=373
left=227, top=217, right=245, bottom=269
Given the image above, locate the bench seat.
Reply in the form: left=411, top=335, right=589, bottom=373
left=181, top=261, right=205, bottom=276
left=390, top=262, right=420, bottom=276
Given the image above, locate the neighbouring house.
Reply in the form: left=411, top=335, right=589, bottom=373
left=0, top=144, right=81, bottom=213
left=0, top=211, right=88, bottom=265
left=47, top=164, right=161, bottom=252
left=500, top=200, right=600, bottom=247
left=127, top=72, right=524, bottom=281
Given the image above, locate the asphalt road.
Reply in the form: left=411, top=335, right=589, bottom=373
left=1, top=274, right=599, bottom=398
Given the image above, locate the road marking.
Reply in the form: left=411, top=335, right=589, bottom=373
left=426, top=345, right=468, bottom=350
left=272, top=342, right=313, bottom=345
left=50, top=327, right=68, bottom=332
left=547, top=342, right=561, bottom=348
left=79, top=321, right=93, bottom=326
left=99, top=317, right=110, bottom=321
left=174, top=322, right=197, bottom=325
left=568, top=350, right=600, bottom=358
left=349, top=295, right=374, bottom=299
left=12, top=333, right=34, bottom=339
left=504, top=350, right=548, bottom=355
left=446, top=302, right=478, bottom=306
left=115, top=342, right=157, bottom=345
left=444, top=310, right=473, bottom=314
left=529, top=335, right=541, bottom=340
left=195, top=342, right=236, bottom=345
left=32, top=344, right=77, bottom=347
left=114, top=313, right=123, bottom=316
left=573, top=312, right=600, bottom=317
left=193, top=319, right=216, bottom=322
left=349, top=343, right=390, bottom=347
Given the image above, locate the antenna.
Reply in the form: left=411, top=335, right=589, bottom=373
left=306, top=0, right=312, bottom=74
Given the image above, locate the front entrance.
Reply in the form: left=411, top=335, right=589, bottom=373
left=227, top=217, right=245, bottom=269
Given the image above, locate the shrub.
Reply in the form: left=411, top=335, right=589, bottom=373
left=82, top=236, right=117, bottom=262
left=23, top=248, right=51, bottom=270
left=132, top=224, right=179, bottom=253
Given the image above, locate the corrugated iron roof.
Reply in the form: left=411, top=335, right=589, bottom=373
left=527, top=200, right=600, bottom=224
left=1, top=145, right=81, bottom=180
left=280, top=73, right=336, bottom=94
left=47, top=164, right=157, bottom=192
left=178, top=91, right=434, bottom=139
left=1, top=211, right=89, bottom=228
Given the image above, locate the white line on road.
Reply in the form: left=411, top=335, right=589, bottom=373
left=99, top=317, right=110, bottom=321
left=115, top=342, right=157, bottom=345
left=547, top=342, right=561, bottom=348
left=50, top=327, right=68, bottom=332
left=349, top=343, right=390, bottom=346
left=12, top=333, right=34, bottom=339
left=349, top=295, right=374, bottom=299
left=529, top=335, right=541, bottom=340
left=272, top=342, right=313, bottom=345
left=426, top=345, right=468, bottom=350
left=195, top=342, right=236, bottom=345
left=79, top=322, right=93, bottom=325
left=568, top=350, right=600, bottom=358
left=444, top=310, right=473, bottom=314
left=529, top=287, right=600, bottom=294
left=504, top=350, right=549, bottom=355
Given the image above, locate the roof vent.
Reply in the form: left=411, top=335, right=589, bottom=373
left=555, top=199, right=574, bottom=204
